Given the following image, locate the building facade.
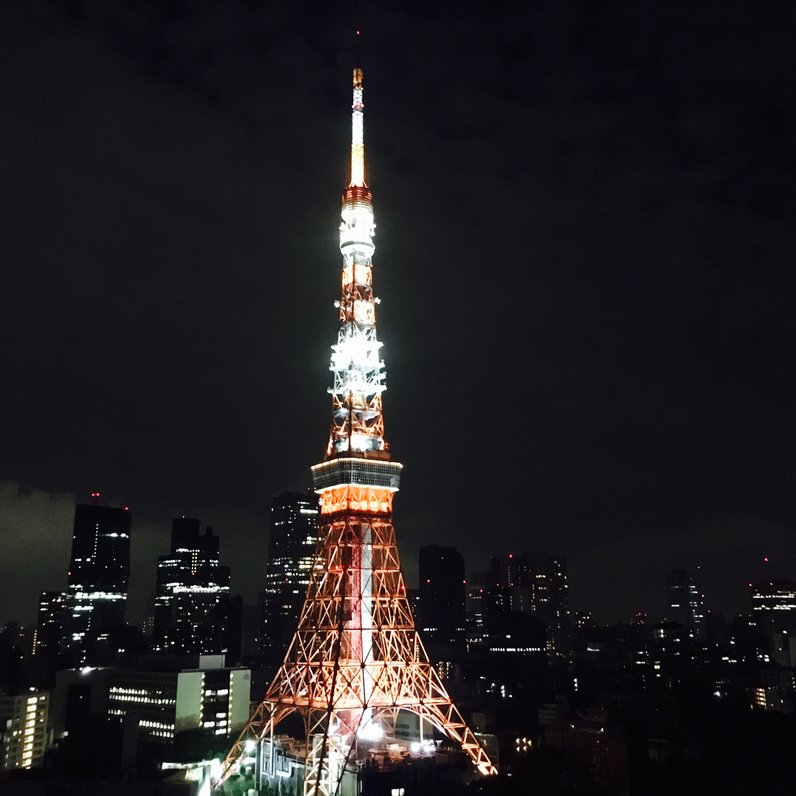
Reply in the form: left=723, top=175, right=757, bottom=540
left=258, top=492, right=319, bottom=660
left=66, top=498, right=131, bottom=657
left=34, top=591, right=68, bottom=659
left=0, top=692, right=49, bottom=770
left=752, top=579, right=796, bottom=669
left=107, top=657, right=250, bottom=743
left=153, top=518, right=234, bottom=656
left=489, top=552, right=570, bottom=654
left=666, top=568, right=706, bottom=639
left=417, top=545, right=466, bottom=651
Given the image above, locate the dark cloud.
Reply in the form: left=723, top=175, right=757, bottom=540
left=0, top=482, right=75, bottom=622
left=0, top=0, right=794, bottom=625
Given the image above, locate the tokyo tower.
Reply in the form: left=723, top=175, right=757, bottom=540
left=217, top=67, right=496, bottom=794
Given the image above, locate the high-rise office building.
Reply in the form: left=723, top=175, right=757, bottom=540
left=751, top=579, right=796, bottom=667
left=525, top=552, right=569, bottom=639
left=666, top=568, right=706, bottom=639
left=466, top=570, right=491, bottom=646
left=66, top=497, right=131, bottom=654
left=258, top=492, right=319, bottom=659
left=34, top=592, right=67, bottom=658
left=751, top=579, right=796, bottom=614
left=153, top=518, right=233, bottom=655
left=417, top=545, right=466, bottom=650
left=489, top=552, right=570, bottom=653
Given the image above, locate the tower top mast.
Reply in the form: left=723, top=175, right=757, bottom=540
left=350, top=66, right=366, bottom=188
left=326, top=64, right=387, bottom=461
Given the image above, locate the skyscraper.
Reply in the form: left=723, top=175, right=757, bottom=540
left=465, top=570, right=491, bottom=646
left=489, top=552, right=570, bottom=654
left=418, top=545, right=466, bottom=650
left=153, top=517, right=233, bottom=655
left=258, top=492, right=319, bottom=660
left=219, top=67, right=495, bottom=791
left=34, top=591, right=67, bottom=659
left=751, top=578, right=796, bottom=613
left=525, top=552, right=569, bottom=643
left=666, top=568, right=705, bottom=639
left=751, top=578, right=796, bottom=667
left=66, top=496, right=131, bottom=655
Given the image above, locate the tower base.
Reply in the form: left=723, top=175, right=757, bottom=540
left=216, top=507, right=496, bottom=793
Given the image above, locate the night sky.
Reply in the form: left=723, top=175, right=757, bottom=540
left=1, top=1, right=794, bottom=627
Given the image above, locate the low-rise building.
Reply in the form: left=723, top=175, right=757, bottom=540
left=0, top=691, right=50, bottom=770
left=106, top=655, right=250, bottom=743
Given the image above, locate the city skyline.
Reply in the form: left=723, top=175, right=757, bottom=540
left=0, top=485, right=787, bottom=631
left=1, top=2, right=794, bottom=628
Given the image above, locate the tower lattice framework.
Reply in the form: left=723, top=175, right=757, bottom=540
left=218, top=67, right=496, bottom=794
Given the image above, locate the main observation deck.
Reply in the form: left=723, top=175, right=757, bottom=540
left=311, top=454, right=403, bottom=492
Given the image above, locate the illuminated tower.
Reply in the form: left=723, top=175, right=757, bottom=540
left=218, top=68, right=496, bottom=793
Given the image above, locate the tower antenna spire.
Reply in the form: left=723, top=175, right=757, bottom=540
left=349, top=61, right=366, bottom=188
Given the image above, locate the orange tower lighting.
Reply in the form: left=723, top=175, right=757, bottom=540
left=216, top=67, right=497, bottom=795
